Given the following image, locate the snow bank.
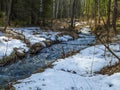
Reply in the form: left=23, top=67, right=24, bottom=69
left=53, top=45, right=119, bottom=76
left=14, top=43, right=120, bottom=90
left=6, top=27, right=75, bottom=54
left=80, top=27, right=91, bottom=34
left=14, top=68, right=120, bottom=90
left=10, top=27, right=73, bottom=45
left=0, top=36, right=28, bottom=60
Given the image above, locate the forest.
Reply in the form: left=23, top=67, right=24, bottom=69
left=0, top=0, right=120, bottom=90
left=0, top=0, right=119, bottom=28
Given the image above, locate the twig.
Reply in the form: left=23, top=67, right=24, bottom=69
left=96, top=33, right=120, bottom=61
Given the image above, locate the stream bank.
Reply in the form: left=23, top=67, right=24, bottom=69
left=0, top=33, right=95, bottom=88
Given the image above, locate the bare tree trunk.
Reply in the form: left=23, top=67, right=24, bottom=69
left=4, top=0, right=12, bottom=32
left=107, top=0, right=111, bottom=28
left=39, top=0, right=43, bottom=25
left=106, top=0, right=111, bottom=42
left=56, top=0, right=60, bottom=18
left=98, top=0, right=100, bottom=24
left=94, top=0, right=97, bottom=29
left=71, top=0, right=75, bottom=28
left=52, top=0, right=55, bottom=18
left=112, top=0, right=118, bottom=35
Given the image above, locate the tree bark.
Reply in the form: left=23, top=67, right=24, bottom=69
left=4, top=0, right=12, bottom=32
left=71, top=0, right=75, bottom=28
left=107, top=0, right=111, bottom=29
left=112, top=0, right=118, bottom=34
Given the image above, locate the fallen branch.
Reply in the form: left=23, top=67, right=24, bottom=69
left=95, top=33, right=120, bottom=61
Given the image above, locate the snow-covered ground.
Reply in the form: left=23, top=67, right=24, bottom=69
left=0, top=36, right=28, bottom=60
left=1, top=27, right=119, bottom=90
left=0, top=31, right=4, bottom=36
left=10, top=27, right=73, bottom=45
left=0, top=31, right=95, bottom=88
left=14, top=43, right=120, bottom=90
left=0, top=27, right=74, bottom=61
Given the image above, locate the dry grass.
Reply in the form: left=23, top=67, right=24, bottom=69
left=57, top=30, right=78, bottom=39
left=93, top=24, right=120, bottom=44
left=44, top=40, right=52, bottom=47
left=29, top=43, right=44, bottom=54
left=94, top=22, right=120, bottom=75
left=0, top=48, right=26, bottom=67
left=0, top=54, right=17, bottom=67
left=99, top=62, right=120, bottom=75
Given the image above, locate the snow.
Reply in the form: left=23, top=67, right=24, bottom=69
left=10, top=27, right=73, bottom=45
left=14, top=43, right=120, bottom=90
left=112, top=35, right=120, bottom=42
left=0, top=27, right=75, bottom=61
left=0, top=36, right=29, bottom=60
left=14, top=70, right=120, bottom=90
left=53, top=45, right=118, bottom=76
left=0, top=31, right=4, bottom=36
left=75, top=22, right=87, bottom=26
left=0, top=27, right=94, bottom=62
left=57, top=35, right=73, bottom=42
left=80, top=27, right=91, bottom=34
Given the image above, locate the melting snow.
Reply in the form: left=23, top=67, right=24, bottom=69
left=14, top=43, right=120, bottom=90
left=0, top=36, right=29, bottom=60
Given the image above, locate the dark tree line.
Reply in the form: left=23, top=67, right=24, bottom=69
left=0, top=0, right=119, bottom=30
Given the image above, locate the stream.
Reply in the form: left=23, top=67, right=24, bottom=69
left=0, top=34, right=95, bottom=88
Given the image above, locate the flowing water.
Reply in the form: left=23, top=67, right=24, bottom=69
left=0, top=34, right=95, bottom=87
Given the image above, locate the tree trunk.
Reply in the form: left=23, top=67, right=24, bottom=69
left=39, top=0, right=43, bottom=26
left=4, top=0, right=12, bottom=32
left=71, top=0, right=75, bottom=28
left=112, top=0, right=118, bottom=35
left=107, top=0, right=111, bottom=29
left=52, top=0, right=55, bottom=18
left=56, top=0, right=60, bottom=18
left=94, top=0, right=97, bottom=29
left=106, top=0, right=111, bottom=42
